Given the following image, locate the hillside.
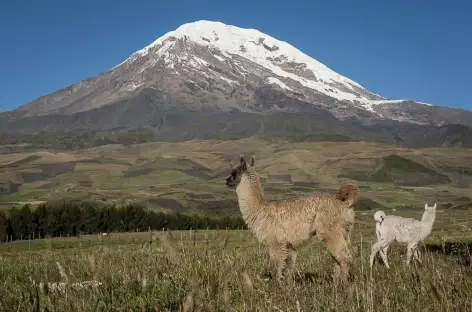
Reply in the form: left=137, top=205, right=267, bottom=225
left=1, top=137, right=471, bottom=214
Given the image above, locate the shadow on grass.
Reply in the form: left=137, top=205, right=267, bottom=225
left=258, top=270, right=331, bottom=285
left=424, top=241, right=472, bottom=267
left=295, top=271, right=332, bottom=284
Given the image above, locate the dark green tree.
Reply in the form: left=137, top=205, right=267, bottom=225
left=33, top=204, right=49, bottom=237
left=0, top=211, right=7, bottom=242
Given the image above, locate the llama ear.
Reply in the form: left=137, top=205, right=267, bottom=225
left=433, top=203, right=437, bottom=210
left=239, top=155, right=247, bottom=170
left=249, top=156, right=255, bottom=167
left=425, top=203, right=428, bottom=210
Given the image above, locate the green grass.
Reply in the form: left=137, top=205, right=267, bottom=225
left=341, top=154, right=451, bottom=186
left=1, top=209, right=472, bottom=312
left=353, top=198, right=385, bottom=210
left=0, top=190, right=48, bottom=204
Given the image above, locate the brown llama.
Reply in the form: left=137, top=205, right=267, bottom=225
left=226, top=155, right=360, bottom=285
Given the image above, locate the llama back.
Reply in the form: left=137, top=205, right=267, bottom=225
left=380, top=215, right=423, bottom=243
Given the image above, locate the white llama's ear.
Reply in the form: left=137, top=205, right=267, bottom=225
left=425, top=203, right=428, bottom=210
left=249, top=156, right=255, bottom=167
left=433, top=203, right=437, bottom=210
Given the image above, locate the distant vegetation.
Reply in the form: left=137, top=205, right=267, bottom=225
left=0, top=202, right=246, bottom=242
left=0, top=130, right=350, bottom=153
left=0, top=128, right=156, bottom=152
left=353, top=198, right=385, bottom=210
left=0, top=195, right=390, bottom=242
left=341, top=155, right=451, bottom=186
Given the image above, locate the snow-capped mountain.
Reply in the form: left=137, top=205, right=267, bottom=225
left=3, top=20, right=472, bottom=147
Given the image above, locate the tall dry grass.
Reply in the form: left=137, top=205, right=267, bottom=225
left=0, top=229, right=471, bottom=311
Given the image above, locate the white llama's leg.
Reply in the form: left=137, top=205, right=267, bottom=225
left=383, top=244, right=389, bottom=255
left=406, top=242, right=417, bottom=265
left=370, top=239, right=391, bottom=269
left=381, top=244, right=389, bottom=258
left=378, top=243, right=389, bottom=259
left=413, top=244, right=421, bottom=263
left=378, top=243, right=390, bottom=268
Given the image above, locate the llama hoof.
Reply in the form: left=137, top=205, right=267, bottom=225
left=276, top=275, right=290, bottom=286
left=257, top=271, right=273, bottom=281
left=256, top=274, right=272, bottom=282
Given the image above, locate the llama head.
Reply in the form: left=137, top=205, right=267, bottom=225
left=226, top=155, right=255, bottom=188
left=424, top=202, right=437, bottom=212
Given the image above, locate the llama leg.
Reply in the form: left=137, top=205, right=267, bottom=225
left=370, top=239, right=391, bottom=269
left=345, top=223, right=354, bottom=247
left=379, top=244, right=390, bottom=268
left=406, top=242, right=416, bottom=265
left=413, top=244, right=421, bottom=263
left=322, top=234, right=352, bottom=285
left=285, top=248, right=297, bottom=280
left=383, top=244, right=389, bottom=256
left=379, top=244, right=389, bottom=261
left=269, top=244, right=289, bottom=281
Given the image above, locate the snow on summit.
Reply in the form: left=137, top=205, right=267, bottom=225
left=113, top=20, right=431, bottom=113
left=148, top=21, right=361, bottom=84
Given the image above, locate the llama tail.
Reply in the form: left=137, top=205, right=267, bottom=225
left=336, top=184, right=360, bottom=207
left=374, top=210, right=386, bottom=223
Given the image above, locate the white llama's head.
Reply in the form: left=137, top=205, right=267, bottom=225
left=424, top=202, right=437, bottom=213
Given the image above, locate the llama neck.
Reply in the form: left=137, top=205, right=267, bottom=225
left=421, top=211, right=436, bottom=228
left=235, top=171, right=265, bottom=224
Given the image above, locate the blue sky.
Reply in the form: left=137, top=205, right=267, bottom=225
left=1, top=0, right=471, bottom=112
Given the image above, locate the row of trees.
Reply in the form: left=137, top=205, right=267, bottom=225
left=0, top=202, right=247, bottom=242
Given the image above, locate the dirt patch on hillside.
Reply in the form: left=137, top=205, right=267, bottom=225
left=186, top=193, right=215, bottom=200
left=77, top=174, right=93, bottom=187
left=124, top=168, right=155, bottom=178
left=3, top=155, right=42, bottom=167
left=293, top=181, right=319, bottom=188
left=182, top=168, right=213, bottom=180
left=21, top=172, right=51, bottom=183
left=35, top=182, right=60, bottom=190
left=40, top=162, right=76, bottom=175
left=290, top=187, right=315, bottom=193
left=79, top=158, right=132, bottom=166
left=268, top=174, right=292, bottom=183
left=149, top=198, right=185, bottom=211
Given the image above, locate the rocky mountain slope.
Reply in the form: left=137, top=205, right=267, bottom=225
left=2, top=20, right=472, bottom=147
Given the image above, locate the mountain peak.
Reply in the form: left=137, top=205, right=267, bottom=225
left=113, top=20, right=390, bottom=106
left=3, top=21, right=472, bottom=148
left=12, top=19, right=470, bottom=140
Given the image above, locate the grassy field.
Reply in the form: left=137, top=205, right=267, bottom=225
left=1, top=137, right=472, bottom=214
left=1, top=137, right=472, bottom=310
left=1, top=207, right=472, bottom=312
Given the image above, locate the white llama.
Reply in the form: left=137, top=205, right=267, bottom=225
left=370, top=203, right=437, bottom=268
